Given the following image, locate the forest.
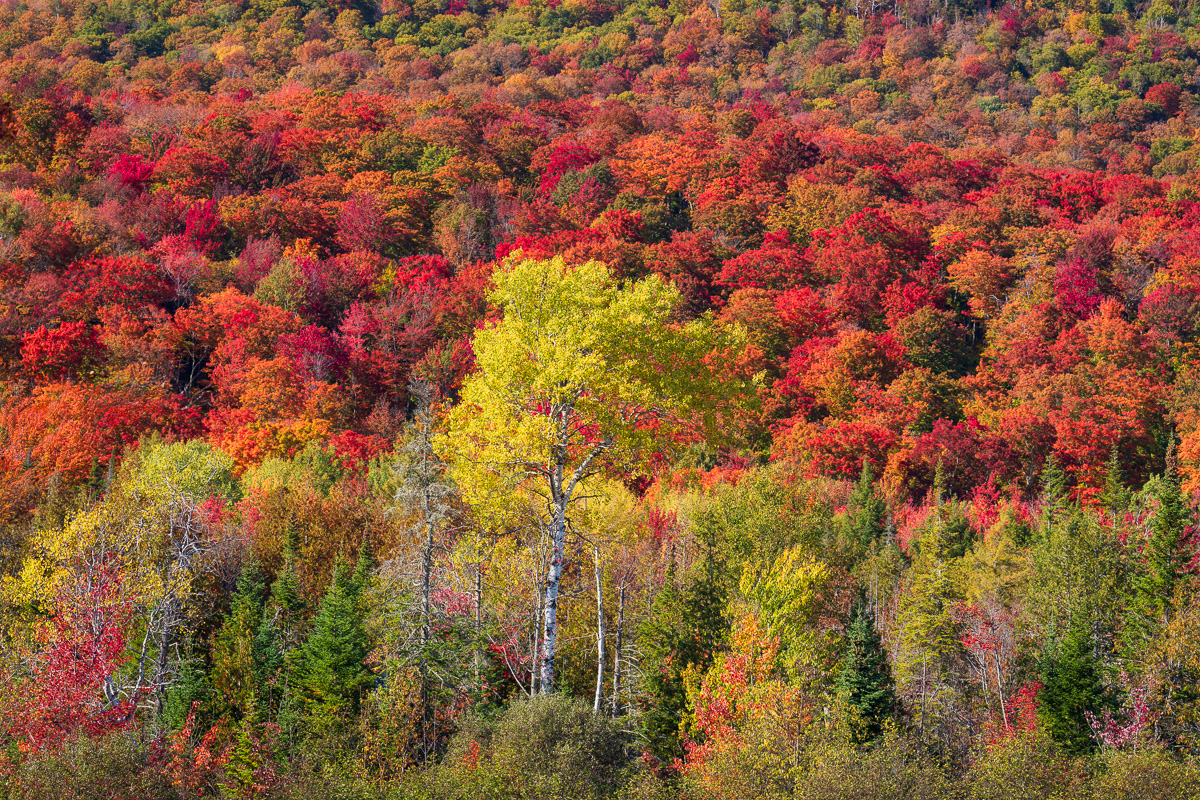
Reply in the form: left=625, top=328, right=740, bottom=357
left=3, top=0, right=1200, bottom=796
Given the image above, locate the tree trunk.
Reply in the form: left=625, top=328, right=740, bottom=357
left=995, top=656, right=1008, bottom=728
left=593, top=547, right=605, bottom=713
left=539, top=510, right=566, bottom=693
left=611, top=584, right=625, bottom=716
left=422, top=523, right=433, bottom=648
left=154, top=609, right=171, bottom=715
left=421, top=519, right=433, bottom=761
left=921, top=652, right=927, bottom=736
left=474, top=561, right=483, bottom=691
left=531, top=569, right=544, bottom=695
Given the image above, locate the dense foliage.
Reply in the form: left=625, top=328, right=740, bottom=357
left=5, top=0, right=1200, bottom=796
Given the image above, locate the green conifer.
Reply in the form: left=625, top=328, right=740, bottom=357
left=850, top=460, right=887, bottom=551
left=836, top=603, right=895, bottom=740
left=1132, top=436, right=1191, bottom=629
left=211, top=562, right=266, bottom=722
left=1101, top=446, right=1130, bottom=516
left=1039, top=623, right=1108, bottom=754
left=933, top=456, right=947, bottom=506
left=640, top=516, right=729, bottom=768
left=1041, top=452, right=1069, bottom=539
left=254, top=545, right=305, bottom=725
left=299, top=557, right=373, bottom=723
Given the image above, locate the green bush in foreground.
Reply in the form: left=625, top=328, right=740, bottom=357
left=420, top=694, right=633, bottom=800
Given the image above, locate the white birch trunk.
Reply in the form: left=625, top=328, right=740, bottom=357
left=593, top=547, right=605, bottom=713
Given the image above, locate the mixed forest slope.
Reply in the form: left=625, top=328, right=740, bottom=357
left=2, top=0, right=1200, bottom=797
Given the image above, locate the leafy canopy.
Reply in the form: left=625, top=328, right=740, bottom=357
left=442, top=255, right=746, bottom=518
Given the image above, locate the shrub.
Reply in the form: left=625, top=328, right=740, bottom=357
left=795, top=730, right=960, bottom=800
left=1089, top=748, right=1200, bottom=800
left=14, top=733, right=172, bottom=800
left=967, top=728, right=1082, bottom=800
left=427, top=694, right=632, bottom=800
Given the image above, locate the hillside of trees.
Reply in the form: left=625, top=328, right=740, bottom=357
left=4, top=0, right=1200, bottom=796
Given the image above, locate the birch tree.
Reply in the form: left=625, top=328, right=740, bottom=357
left=441, top=256, right=744, bottom=694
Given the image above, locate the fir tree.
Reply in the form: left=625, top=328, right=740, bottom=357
left=1039, top=623, right=1109, bottom=754
left=1131, top=436, right=1191, bottom=630
left=1101, top=446, right=1130, bottom=517
left=932, top=456, right=946, bottom=506
left=351, top=537, right=374, bottom=596
left=254, top=544, right=305, bottom=728
left=639, top=515, right=729, bottom=769
left=849, top=460, right=887, bottom=551
left=1042, top=452, right=1068, bottom=523
left=222, top=722, right=260, bottom=798
left=299, top=557, right=373, bottom=724
left=210, top=562, right=266, bottom=722
left=836, top=603, right=895, bottom=740
left=160, top=654, right=212, bottom=732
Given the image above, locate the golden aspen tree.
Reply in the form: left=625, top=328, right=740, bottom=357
left=441, top=256, right=745, bottom=693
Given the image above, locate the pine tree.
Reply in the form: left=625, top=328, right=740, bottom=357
left=836, top=603, right=895, bottom=740
left=1039, top=623, right=1108, bottom=754
left=849, top=460, right=886, bottom=551
left=299, top=556, right=373, bottom=725
left=1131, top=437, right=1191, bottom=630
left=639, top=515, right=729, bottom=769
left=210, top=562, right=266, bottom=722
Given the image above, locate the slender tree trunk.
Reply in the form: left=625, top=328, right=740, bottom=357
left=978, top=654, right=990, bottom=715
left=611, top=584, right=624, bottom=717
left=422, top=523, right=433, bottom=647
left=420, top=519, right=433, bottom=762
left=531, top=569, right=544, bottom=695
left=995, top=656, right=1008, bottom=728
left=474, top=561, right=483, bottom=691
left=593, top=548, right=605, bottom=713
left=155, top=610, right=170, bottom=715
left=540, top=510, right=566, bottom=694
left=921, top=652, right=927, bottom=736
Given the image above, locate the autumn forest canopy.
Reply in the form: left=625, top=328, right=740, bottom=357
left=5, top=0, right=1200, bottom=796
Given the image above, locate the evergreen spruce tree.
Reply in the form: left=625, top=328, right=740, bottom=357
left=160, top=654, right=212, bottom=732
left=640, top=515, right=729, bottom=769
left=1039, top=623, right=1108, bottom=754
left=849, top=460, right=887, bottom=551
left=254, top=543, right=306, bottom=728
left=932, top=456, right=947, bottom=506
left=210, top=562, right=266, bottom=722
left=1131, top=436, right=1191, bottom=630
left=351, top=538, right=374, bottom=596
left=299, top=554, right=373, bottom=725
left=1042, top=452, right=1069, bottom=535
left=836, top=603, right=895, bottom=740
left=1101, top=446, right=1130, bottom=517
left=222, top=696, right=273, bottom=798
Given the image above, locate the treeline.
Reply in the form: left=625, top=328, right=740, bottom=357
left=5, top=0, right=1200, bottom=175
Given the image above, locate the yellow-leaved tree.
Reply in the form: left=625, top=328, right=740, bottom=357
left=441, top=256, right=748, bottom=693
left=3, top=440, right=240, bottom=726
